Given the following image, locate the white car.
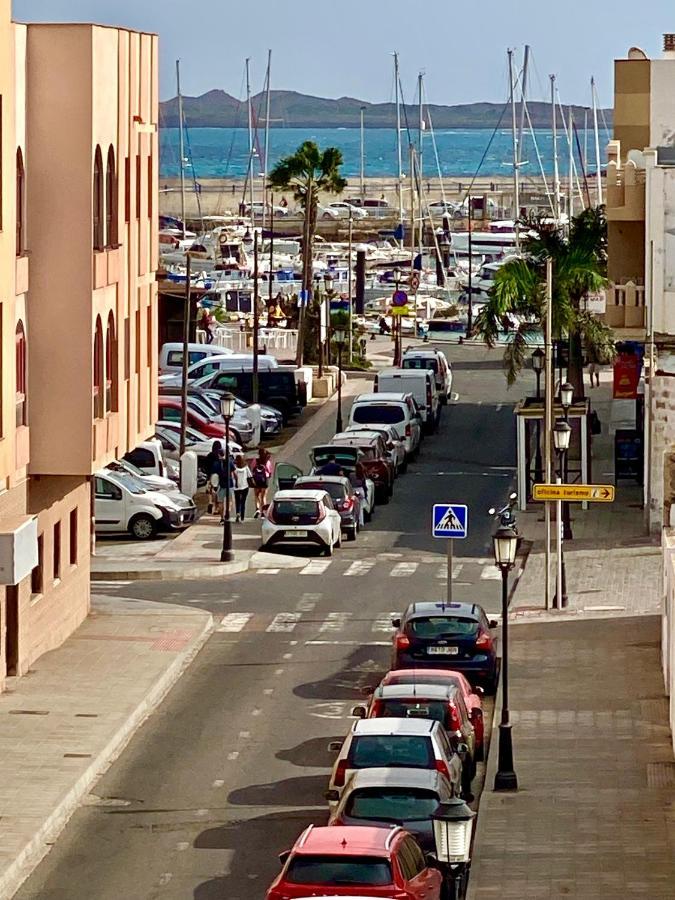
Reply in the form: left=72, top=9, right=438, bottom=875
left=155, top=423, right=243, bottom=462
left=105, top=458, right=179, bottom=493
left=345, top=423, right=407, bottom=475
left=402, top=346, right=453, bottom=405
left=296, top=205, right=340, bottom=220
left=426, top=199, right=460, bottom=218
left=245, top=201, right=289, bottom=219
left=261, top=489, right=342, bottom=556
left=327, top=201, right=368, bottom=220
left=94, top=470, right=196, bottom=540
left=348, top=393, right=423, bottom=459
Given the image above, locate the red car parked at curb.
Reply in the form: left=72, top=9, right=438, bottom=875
left=156, top=396, right=235, bottom=441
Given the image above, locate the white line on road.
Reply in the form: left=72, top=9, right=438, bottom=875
left=263, top=688, right=274, bottom=695
left=300, top=559, right=333, bottom=576
left=390, top=562, right=419, bottom=577
left=257, top=568, right=281, bottom=575
left=212, top=780, right=225, bottom=788
left=227, top=751, right=239, bottom=761
left=436, top=564, right=464, bottom=580
left=345, top=559, right=376, bottom=577
left=320, top=612, right=353, bottom=632
left=274, top=668, right=284, bottom=676
left=217, top=613, right=254, bottom=632
left=266, top=612, right=301, bottom=632
left=372, top=613, right=398, bottom=632
left=297, top=592, right=321, bottom=612
left=238, top=731, right=250, bottom=739
left=480, top=566, right=501, bottom=580
left=306, top=640, right=390, bottom=646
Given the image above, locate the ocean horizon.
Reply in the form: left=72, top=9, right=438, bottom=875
left=160, top=126, right=605, bottom=181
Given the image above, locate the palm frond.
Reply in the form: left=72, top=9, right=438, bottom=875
left=502, top=323, right=541, bottom=385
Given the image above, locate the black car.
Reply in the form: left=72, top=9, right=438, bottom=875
left=391, top=601, right=499, bottom=692
left=194, top=369, right=305, bottom=422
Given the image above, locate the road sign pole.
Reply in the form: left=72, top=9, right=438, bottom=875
left=447, top=538, right=453, bottom=604
left=554, top=493, right=563, bottom=610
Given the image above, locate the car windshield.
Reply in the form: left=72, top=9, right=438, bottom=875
left=349, top=735, right=434, bottom=769
left=298, top=482, right=345, bottom=501
left=409, top=616, right=479, bottom=638
left=346, top=788, right=440, bottom=823
left=403, top=358, right=439, bottom=374
left=352, top=405, right=405, bottom=425
left=377, top=699, right=447, bottom=725
left=107, top=472, right=145, bottom=495
left=286, top=855, right=392, bottom=886
left=274, top=500, right=319, bottom=517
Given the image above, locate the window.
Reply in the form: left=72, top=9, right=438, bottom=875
left=348, top=735, right=434, bottom=770
left=69, top=508, right=78, bottom=566
left=135, top=155, right=141, bottom=219
left=15, top=321, right=26, bottom=427
left=93, top=316, right=104, bottom=418
left=105, top=145, right=117, bottom=248
left=105, top=312, right=118, bottom=412
left=135, top=309, right=141, bottom=373
left=124, top=317, right=130, bottom=379
left=94, top=476, right=122, bottom=500
left=147, top=155, right=153, bottom=218
left=124, top=447, right=155, bottom=470
left=53, top=522, right=61, bottom=581
left=146, top=306, right=153, bottom=366
left=124, top=157, right=130, bottom=223
left=16, top=148, right=25, bottom=256
left=93, top=145, right=104, bottom=251
left=31, top=534, right=43, bottom=595
left=285, top=856, right=392, bottom=887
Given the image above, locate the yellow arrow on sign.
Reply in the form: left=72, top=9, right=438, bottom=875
left=532, top=483, right=615, bottom=503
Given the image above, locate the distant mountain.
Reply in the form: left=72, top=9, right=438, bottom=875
left=160, top=89, right=612, bottom=129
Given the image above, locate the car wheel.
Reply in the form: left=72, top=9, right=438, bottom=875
left=475, top=741, right=484, bottom=763
left=486, top=669, right=499, bottom=695
left=324, top=540, right=334, bottom=557
left=322, top=211, right=333, bottom=219
left=347, top=526, right=357, bottom=542
left=229, top=428, right=242, bottom=445
left=129, top=514, right=158, bottom=541
left=336, top=531, right=342, bottom=549
left=377, top=487, right=390, bottom=505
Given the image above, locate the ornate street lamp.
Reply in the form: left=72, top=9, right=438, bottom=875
left=553, top=417, right=571, bottom=607
left=219, top=392, right=236, bottom=563
left=559, top=383, right=573, bottom=540
left=333, top=325, right=346, bottom=433
left=531, top=348, right=545, bottom=483
left=431, top=798, right=476, bottom=899
left=392, top=267, right=402, bottom=365
left=492, top=523, right=519, bottom=792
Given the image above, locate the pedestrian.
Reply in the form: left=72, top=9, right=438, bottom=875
left=251, top=447, right=273, bottom=518
left=205, top=440, right=224, bottom=515
left=349, top=461, right=367, bottom=527
left=216, top=453, right=236, bottom=525
left=587, top=347, right=601, bottom=388
left=317, top=453, right=344, bottom=476
left=232, top=454, right=253, bottom=522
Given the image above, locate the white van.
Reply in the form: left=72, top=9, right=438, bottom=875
left=159, top=342, right=234, bottom=376
left=94, top=470, right=196, bottom=540
left=158, top=353, right=278, bottom=388
left=402, top=347, right=453, bottom=403
left=348, top=393, right=423, bottom=458
left=123, top=440, right=178, bottom=480
left=374, top=369, right=440, bottom=434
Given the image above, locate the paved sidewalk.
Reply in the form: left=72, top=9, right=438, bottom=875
left=0, top=594, right=212, bottom=899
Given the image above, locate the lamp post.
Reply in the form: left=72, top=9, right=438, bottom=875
left=493, top=524, right=519, bottom=792
left=314, top=274, right=324, bottom=378
left=393, top=266, right=402, bottom=366
left=559, top=382, right=573, bottom=540
left=532, top=348, right=545, bottom=484
left=219, top=392, right=236, bottom=563
left=553, top=418, right=571, bottom=608
left=324, top=271, right=334, bottom=367
left=431, top=798, right=476, bottom=900
left=334, top=325, right=346, bottom=434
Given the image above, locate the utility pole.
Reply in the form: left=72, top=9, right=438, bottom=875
left=544, top=258, right=554, bottom=610
left=348, top=206, right=353, bottom=362
left=179, top=252, right=192, bottom=459
left=418, top=72, right=424, bottom=190
left=262, top=50, right=272, bottom=232
left=246, top=58, right=254, bottom=217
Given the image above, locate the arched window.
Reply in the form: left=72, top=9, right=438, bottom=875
left=105, top=145, right=117, bottom=248
left=105, top=312, right=118, bottom=412
left=16, top=148, right=25, bottom=257
left=15, top=321, right=27, bottom=427
left=93, top=146, right=104, bottom=251
left=93, top=317, right=104, bottom=418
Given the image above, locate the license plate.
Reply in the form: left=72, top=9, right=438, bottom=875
left=427, top=646, right=458, bottom=655
left=289, top=530, right=308, bottom=537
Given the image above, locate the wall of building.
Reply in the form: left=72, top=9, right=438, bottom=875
left=648, top=363, right=675, bottom=532
left=613, top=58, right=650, bottom=157
left=608, top=220, right=646, bottom=283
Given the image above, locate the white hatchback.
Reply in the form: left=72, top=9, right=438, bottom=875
left=261, top=489, right=342, bottom=556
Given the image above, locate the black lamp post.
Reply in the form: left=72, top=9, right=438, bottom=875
left=531, top=348, right=545, bottom=484
left=314, top=274, right=324, bottom=378
left=493, top=523, right=519, bottom=792
left=220, top=392, right=236, bottom=562
left=324, top=271, right=334, bottom=367
left=334, top=324, right=346, bottom=434
left=559, top=382, right=574, bottom=540
left=393, top=266, right=402, bottom=366
left=553, top=417, right=571, bottom=607
left=431, top=798, right=476, bottom=900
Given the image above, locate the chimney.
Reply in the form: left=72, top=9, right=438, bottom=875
left=664, top=33, right=675, bottom=57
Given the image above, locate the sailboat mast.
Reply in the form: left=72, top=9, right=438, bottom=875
left=246, top=58, right=254, bottom=217
left=176, top=59, right=186, bottom=238
left=591, top=77, right=603, bottom=206
left=418, top=72, right=424, bottom=187
left=567, top=106, right=574, bottom=221
left=550, top=74, right=560, bottom=221
left=394, top=52, right=404, bottom=236
left=360, top=106, right=366, bottom=203
left=508, top=49, right=520, bottom=251
left=517, top=45, right=530, bottom=168
left=262, top=50, right=272, bottom=231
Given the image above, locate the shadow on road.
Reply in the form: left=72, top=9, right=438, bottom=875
left=293, top=646, right=389, bottom=701
left=275, top=735, right=345, bottom=769
left=227, top=774, right=328, bottom=807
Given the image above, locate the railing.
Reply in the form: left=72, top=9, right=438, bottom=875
left=197, top=326, right=299, bottom=355
left=606, top=281, right=646, bottom=309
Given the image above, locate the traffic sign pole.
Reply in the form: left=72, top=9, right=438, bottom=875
left=447, top=539, right=453, bottom=604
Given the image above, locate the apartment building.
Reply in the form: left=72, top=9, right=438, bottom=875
left=0, top=1, right=158, bottom=691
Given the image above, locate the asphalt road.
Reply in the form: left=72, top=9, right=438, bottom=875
left=16, top=344, right=518, bottom=900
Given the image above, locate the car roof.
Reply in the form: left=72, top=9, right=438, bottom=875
left=384, top=668, right=469, bottom=688
left=332, top=432, right=380, bottom=445
left=335, top=429, right=385, bottom=441
left=375, top=683, right=456, bottom=702
left=295, top=475, right=350, bottom=487
left=404, top=601, right=482, bottom=620
left=273, top=489, right=327, bottom=501
left=344, top=766, right=446, bottom=792
left=352, top=717, right=436, bottom=736
left=354, top=393, right=411, bottom=404
left=293, top=824, right=399, bottom=856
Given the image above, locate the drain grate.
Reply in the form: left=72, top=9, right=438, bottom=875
left=63, top=753, right=92, bottom=759
left=9, top=709, right=49, bottom=716
left=647, top=762, right=675, bottom=788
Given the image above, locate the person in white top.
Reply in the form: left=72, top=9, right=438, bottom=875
left=232, top=454, right=253, bottom=522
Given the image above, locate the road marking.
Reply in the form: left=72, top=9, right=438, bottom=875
left=345, top=559, right=376, bottom=577
left=267, top=612, right=301, bottom=632
left=227, top=751, right=239, bottom=761
left=300, top=559, right=333, bottom=576
left=306, top=640, right=390, bottom=646
left=436, top=564, right=464, bottom=580
left=239, top=731, right=250, bottom=739
left=257, top=568, right=281, bottom=575
left=372, top=613, right=397, bottom=632
left=390, top=562, right=419, bottom=577
left=320, top=612, right=352, bottom=632
left=251, top=708, right=262, bottom=716
left=297, top=592, right=321, bottom=612
left=480, top=566, right=501, bottom=580
left=212, top=780, right=225, bottom=788
left=218, top=613, right=254, bottom=632
left=283, top=652, right=293, bottom=660
left=263, top=688, right=274, bottom=695
left=274, top=668, right=285, bottom=676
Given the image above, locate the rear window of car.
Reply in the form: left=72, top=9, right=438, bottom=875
left=376, top=699, right=447, bottom=725
left=352, top=404, right=405, bottom=425
left=403, top=357, right=439, bottom=374
left=286, top=855, right=392, bottom=886
left=409, top=616, right=479, bottom=638
left=346, top=788, right=440, bottom=823
left=167, top=350, right=207, bottom=367
left=273, top=500, right=319, bottom=517
left=349, top=735, right=434, bottom=769
left=298, top=482, right=346, bottom=501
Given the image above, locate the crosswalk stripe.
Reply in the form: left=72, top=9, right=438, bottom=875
left=390, top=562, right=419, bottom=577
left=217, top=613, right=254, bottom=632
left=345, top=559, right=376, bottom=577
left=257, top=568, right=281, bottom=575
left=320, top=612, right=352, bottom=632
left=300, top=559, right=333, bottom=576
left=296, top=592, right=321, bottom=612
left=480, top=566, right=501, bottom=580
left=372, top=613, right=398, bottom=633
left=266, top=612, right=301, bottom=633
left=436, top=564, right=464, bottom=580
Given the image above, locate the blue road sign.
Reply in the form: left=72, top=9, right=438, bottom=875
left=432, top=504, right=468, bottom=539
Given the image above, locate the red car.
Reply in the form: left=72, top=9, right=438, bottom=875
left=156, top=396, right=233, bottom=441
left=381, top=668, right=485, bottom=761
left=329, top=432, right=395, bottom=503
left=266, top=825, right=442, bottom=899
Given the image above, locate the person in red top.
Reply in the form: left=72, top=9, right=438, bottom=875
left=252, top=447, right=273, bottom=518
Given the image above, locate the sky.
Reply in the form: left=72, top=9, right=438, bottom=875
left=12, top=0, right=674, bottom=107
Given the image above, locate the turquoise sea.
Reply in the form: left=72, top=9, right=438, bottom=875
left=160, top=126, right=603, bottom=180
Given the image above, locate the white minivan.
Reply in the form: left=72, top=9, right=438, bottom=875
left=348, top=393, right=422, bottom=459
left=157, top=353, right=278, bottom=388
left=94, top=470, right=196, bottom=540
left=159, top=342, right=234, bottom=376
left=374, top=368, right=440, bottom=434
left=402, top=347, right=453, bottom=404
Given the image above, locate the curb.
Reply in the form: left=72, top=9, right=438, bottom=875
left=91, top=556, right=252, bottom=582
left=1, top=609, right=214, bottom=900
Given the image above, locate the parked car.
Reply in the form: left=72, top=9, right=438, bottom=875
left=402, top=347, right=453, bottom=405
left=327, top=767, right=456, bottom=852
left=105, top=458, right=179, bottom=494
left=158, top=391, right=255, bottom=446
left=345, top=424, right=407, bottom=476
left=93, top=470, right=195, bottom=540
left=295, top=475, right=361, bottom=540
left=123, top=439, right=177, bottom=482
left=352, top=683, right=476, bottom=795
left=374, top=369, right=440, bottom=435
left=266, top=825, right=442, bottom=900
left=156, top=396, right=242, bottom=443
left=158, top=353, right=278, bottom=388
left=380, top=668, right=485, bottom=762
left=154, top=423, right=243, bottom=470
left=348, top=393, right=422, bottom=459
left=158, top=341, right=234, bottom=376
left=245, top=200, right=289, bottom=219
left=261, top=489, right=342, bottom=556
left=162, top=385, right=281, bottom=440
left=329, top=432, right=395, bottom=503
left=195, top=368, right=305, bottom=422
left=426, top=199, right=460, bottom=218
left=391, top=601, right=499, bottom=692
left=307, top=446, right=376, bottom=521
left=327, top=718, right=464, bottom=808
left=327, top=201, right=368, bottom=220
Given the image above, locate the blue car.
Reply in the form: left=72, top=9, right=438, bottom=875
left=391, top=601, right=499, bottom=693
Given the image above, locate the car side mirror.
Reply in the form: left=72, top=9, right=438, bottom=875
left=327, top=740, right=343, bottom=752
left=278, top=850, right=291, bottom=865
left=351, top=705, right=367, bottom=719
left=324, top=789, right=340, bottom=802
left=391, top=617, right=401, bottom=628
left=489, top=619, right=498, bottom=629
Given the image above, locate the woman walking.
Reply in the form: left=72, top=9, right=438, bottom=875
left=251, top=448, right=273, bottom=518
left=232, top=455, right=253, bottom=522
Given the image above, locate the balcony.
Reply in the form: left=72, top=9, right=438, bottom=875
left=604, top=281, right=646, bottom=332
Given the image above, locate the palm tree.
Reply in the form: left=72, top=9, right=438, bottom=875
left=269, top=141, right=346, bottom=365
left=473, top=207, right=616, bottom=397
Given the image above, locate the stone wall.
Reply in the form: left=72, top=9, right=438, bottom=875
left=649, top=368, right=675, bottom=532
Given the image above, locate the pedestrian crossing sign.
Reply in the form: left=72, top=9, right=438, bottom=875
left=432, top=504, right=468, bottom=539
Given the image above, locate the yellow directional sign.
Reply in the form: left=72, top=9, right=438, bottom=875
left=532, top=483, right=615, bottom=503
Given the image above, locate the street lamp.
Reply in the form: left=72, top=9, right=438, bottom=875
left=334, top=325, right=346, bottom=433
left=560, top=381, right=574, bottom=412
left=314, top=274, right=324, bottom=378
left=492, top=523, right=519, bottom=792
left=219, top=392, right=236, bottom=563
left=553, top=418, right=571, bottom=608
left=431, top=798, right=476, bottom=900
left=392, top=267, right=402, bottom=366
left=324, top=272, right=334, bottom=366
left=559, top=383, right=573, bottom=541
left=531, top=349, right=545, bottom=484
